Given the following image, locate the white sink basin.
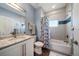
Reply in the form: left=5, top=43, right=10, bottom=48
left=0, top=35, right=33, bottom=49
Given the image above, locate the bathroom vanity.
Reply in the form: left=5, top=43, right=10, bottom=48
left=0, top=35, right=35, bottom=56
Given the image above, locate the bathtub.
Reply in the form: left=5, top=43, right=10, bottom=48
left=49, top=39, right=71, bottom=55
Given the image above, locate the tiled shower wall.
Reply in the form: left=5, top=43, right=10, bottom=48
left=49, top=18, right=71, bottom=41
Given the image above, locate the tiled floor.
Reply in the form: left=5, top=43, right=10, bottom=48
left=34, top=48, right=67, bottom=56
left=49, top=51, right=66, bottom=56
left=42, top=48, right=50, bottom=56
left=34, top=48, right=50, bottom=56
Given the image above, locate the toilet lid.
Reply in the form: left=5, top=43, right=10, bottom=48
left=35, top=41, right=44, bottom=47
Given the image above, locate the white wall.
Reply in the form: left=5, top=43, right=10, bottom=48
left=48, top=8, right=67, bottom=41
left=47, top=8, right=66, bottom=21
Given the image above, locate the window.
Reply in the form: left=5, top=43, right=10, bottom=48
left=49, top=20, right=58, bottom=27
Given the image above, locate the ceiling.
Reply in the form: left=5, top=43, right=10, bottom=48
left=31, top=3, right=67, bottom=13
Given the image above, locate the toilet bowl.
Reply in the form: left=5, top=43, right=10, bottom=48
left=34, top=41, right=44, bottom=54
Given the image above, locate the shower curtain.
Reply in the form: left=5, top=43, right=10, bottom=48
left=41, top=16, right=49, bottom=48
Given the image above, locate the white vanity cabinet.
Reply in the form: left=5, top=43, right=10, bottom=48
left=20, top=38, right=34, bottom=56
left=25, top=38, right=34, bottom=56
left=0, top=43, right=21, bottom=56
left=0, top=38, right=34, bottom=56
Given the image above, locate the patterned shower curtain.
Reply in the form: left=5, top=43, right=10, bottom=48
left=40, top=16, right=49, bottom=48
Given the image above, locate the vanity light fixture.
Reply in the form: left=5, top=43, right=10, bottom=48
left=6, top=3, right=25, bottom=13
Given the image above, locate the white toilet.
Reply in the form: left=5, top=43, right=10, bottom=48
left=34, top=41, right=44, bottom=55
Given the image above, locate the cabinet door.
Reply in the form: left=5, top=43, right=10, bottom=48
left=20, top=38, right=34, bottom=56
left=26, top=38, right=34, bottom=56
left=0, top=44, right=21, bottom=56
left=20, top=43, right=26, bottom=56
left=0, top=38, right=35, bottom=56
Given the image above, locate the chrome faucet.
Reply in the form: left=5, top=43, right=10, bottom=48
left=10, top=29, right=17, bottom=38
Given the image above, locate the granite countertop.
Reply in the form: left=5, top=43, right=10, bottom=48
left=0, top=35, right=34, bottom=50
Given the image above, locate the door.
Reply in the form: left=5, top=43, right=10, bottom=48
left=72, top=3, right=79, bottom=56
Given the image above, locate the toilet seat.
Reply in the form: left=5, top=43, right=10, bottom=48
left=34, top=41, right=44, bottom=54
left=35, top=41, right=44, bottom=47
